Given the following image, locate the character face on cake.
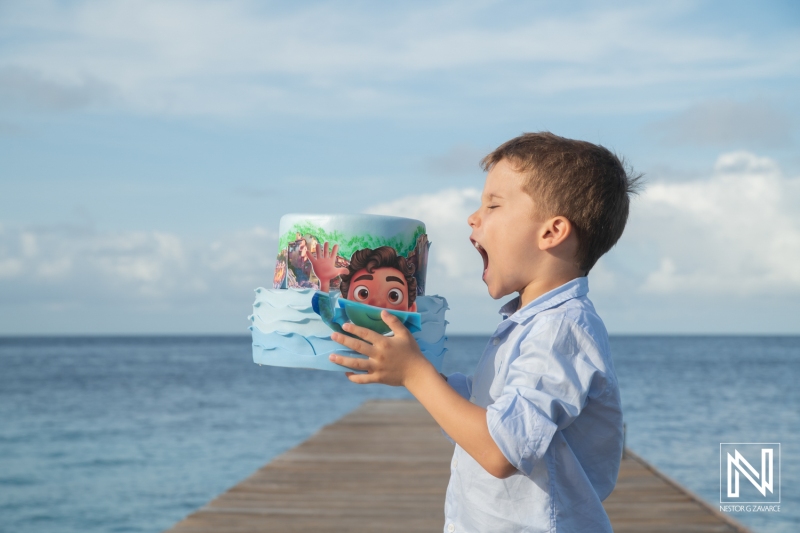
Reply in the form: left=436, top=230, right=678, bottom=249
left=340, top=247, right=417, bottom=312
left=307, top=244, right=417, bottom=312
left=306, top=243, right=420, bottom=335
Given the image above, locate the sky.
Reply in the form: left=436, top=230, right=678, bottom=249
left=1, top=0, right=799, bottom=335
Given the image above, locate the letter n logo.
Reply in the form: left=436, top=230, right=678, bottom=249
left=720, top=443, right=780, bottom=503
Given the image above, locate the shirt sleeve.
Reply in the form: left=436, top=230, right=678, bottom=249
left=440, top=372, right=474, bottom=444
left=486, top=315, right=613, bottom=476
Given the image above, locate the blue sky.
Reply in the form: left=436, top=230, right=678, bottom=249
left=1, top=0, right=799, bottom=334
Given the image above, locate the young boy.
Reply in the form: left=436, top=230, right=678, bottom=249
left=329, top=132, right=640, bottom=532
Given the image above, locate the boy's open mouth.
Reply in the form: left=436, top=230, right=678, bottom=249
left=472, top=239, right=489, bottom=279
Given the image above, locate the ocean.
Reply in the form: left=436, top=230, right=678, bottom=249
left=0, top=335, right=797, bottom=533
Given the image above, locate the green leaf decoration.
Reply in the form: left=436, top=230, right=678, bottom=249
left=277, top=221, right=426, bottom=259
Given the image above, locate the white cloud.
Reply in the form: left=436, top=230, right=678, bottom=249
left=629, top=151, right=800, bottom=294
left=367, top=187, right=508, bottom=331
left=368, top=187, right=483, bottom=290
left=0, top=258, right=23, bottom=279
left=425, top=144, right=490, bottom=176
left=650, top=99, right=795, bottom=148
left=1, top=1, right=797, bottom=116
left=0, top=225, right=277, bottom=305
left=0, top=65, right=112, bottom=111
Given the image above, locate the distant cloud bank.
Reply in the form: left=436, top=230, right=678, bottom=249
left=1, top=1, right=798, bottom=334
left=0, top=224, right=276, bottom=308
left=634, top=151, right=800, bottom=295
left=1, top=151, right=797, bottom=333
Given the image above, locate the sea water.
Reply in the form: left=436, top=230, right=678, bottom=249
left=0, top=336, right=797, bottom=533
left=612, top=336, right=799, bottom=533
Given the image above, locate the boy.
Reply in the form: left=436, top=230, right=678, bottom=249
left=329, top=132, right=640, bottom=532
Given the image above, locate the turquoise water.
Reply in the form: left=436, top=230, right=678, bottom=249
left=0, top=336, right=797, bottom=532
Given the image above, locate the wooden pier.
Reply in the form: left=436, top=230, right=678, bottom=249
left=166, top=400, right=751, bottom=533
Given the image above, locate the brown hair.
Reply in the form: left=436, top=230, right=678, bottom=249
left=481, top=132, right=642, bottom=273
left=340, top=246, right=417, bottom=305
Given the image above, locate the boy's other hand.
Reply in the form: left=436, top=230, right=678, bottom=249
left=329, top=310, right=430, bottom=387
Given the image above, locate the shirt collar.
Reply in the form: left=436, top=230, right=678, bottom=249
left=499, top=277, right=589, bottom=323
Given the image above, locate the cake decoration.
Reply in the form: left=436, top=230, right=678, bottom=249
left=250, top=214, right=447, bottom=372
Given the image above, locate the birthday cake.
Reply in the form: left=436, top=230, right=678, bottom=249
left=249, top=214, right=449, bottom=372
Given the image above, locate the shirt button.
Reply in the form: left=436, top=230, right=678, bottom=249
left=492, top=338, right=499, bottom=345
left=469, top=396, right=475, bottom=402
left=452, top=458, right=458, bottom=468
left=448, top=524, right=455, bottom=533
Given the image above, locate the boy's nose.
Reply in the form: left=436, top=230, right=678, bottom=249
left=467, top=209, right=479, bottom=228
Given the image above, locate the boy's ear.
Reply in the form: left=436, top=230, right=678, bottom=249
left=409, top=301, right=417, bottom=312
left=538, top=216, right=573, bottom=251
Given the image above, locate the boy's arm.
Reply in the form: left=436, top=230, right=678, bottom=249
left=438, top=373, right=472, bottom=444
left=330, top=312, right=516, bottom=479
left=408, top=365, right=517, bottom=479
left=484, top=316, right=618, bottom=477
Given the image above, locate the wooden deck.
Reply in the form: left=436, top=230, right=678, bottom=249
left=165, top=400, right=751, bottom=533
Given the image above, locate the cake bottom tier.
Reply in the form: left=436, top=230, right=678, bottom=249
left=249, top=290, right=448, bottom=372
left=251, top=329, right=447, bottom=372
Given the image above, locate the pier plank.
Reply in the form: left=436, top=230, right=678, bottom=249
left=165, top=400, right=751, bottom=533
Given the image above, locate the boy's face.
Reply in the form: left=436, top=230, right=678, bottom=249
left=468, top=159, right=548, bottom=299
left=346, top=266, right=417, bottom=312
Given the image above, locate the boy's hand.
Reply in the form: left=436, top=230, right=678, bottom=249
left=329, top=310, right=431, bottom=387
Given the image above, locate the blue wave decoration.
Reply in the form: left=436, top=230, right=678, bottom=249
left=250, top=290, right=448, bottom=372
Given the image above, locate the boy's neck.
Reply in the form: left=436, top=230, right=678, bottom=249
left=517, top=271, right=584, bottom=310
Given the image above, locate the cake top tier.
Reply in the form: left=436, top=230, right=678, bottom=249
left=273, top=214, right=429, bottom=295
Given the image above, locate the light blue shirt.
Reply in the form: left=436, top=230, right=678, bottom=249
left=444, top=277, right=623, bottom=533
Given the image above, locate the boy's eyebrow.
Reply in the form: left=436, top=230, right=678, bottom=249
left=354, top=274, right=374, bottom=282
left=385, top=275, right=405, bottom=285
